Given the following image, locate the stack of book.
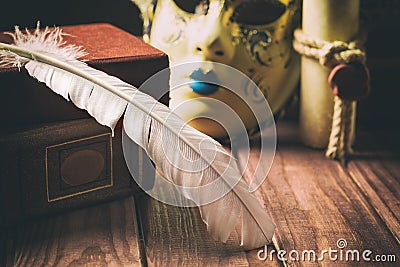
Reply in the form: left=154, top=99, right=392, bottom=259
left=0, top=23, right=169, bottom=224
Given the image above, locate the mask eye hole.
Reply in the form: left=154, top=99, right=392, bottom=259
left=173, top=0, right=210, bottom=15
left=231, top=0, right=287, bottom=25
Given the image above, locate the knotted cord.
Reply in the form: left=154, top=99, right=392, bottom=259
left=293, top=28, right=368, bottom=163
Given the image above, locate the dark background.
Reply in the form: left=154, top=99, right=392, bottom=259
left=0, top=0, right=143, bottom=35
left=0, top=0, right=399, bottom=130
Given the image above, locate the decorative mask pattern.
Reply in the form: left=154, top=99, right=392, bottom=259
left=132, top=0, right=301, bottom=138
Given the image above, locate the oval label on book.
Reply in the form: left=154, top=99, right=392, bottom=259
left=61, top=149, right=105, bottom=186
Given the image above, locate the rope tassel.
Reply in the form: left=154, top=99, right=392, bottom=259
left=325, top=97, right=354, bottom=163
left=293, top=29, right=370, bottom=163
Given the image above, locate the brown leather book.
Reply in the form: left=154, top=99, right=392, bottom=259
left=0, top=23, right=169, bottom=224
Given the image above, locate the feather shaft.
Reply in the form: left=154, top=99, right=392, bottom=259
left=0, top=42, right=133, bottom=103
left=1, top=43, right=207, bottom=155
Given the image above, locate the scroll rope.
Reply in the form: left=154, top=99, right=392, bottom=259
left=293, top=28, right=367, bottom=163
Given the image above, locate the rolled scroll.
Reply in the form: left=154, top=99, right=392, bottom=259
left=300, top=0, right=360, bottom=148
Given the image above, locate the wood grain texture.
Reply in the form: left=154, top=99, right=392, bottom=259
left=135, top=190, right=282, bottom=267
left=347, top=129, right=400, bottom=244
left=3, top=196, right=142, bottom=267
left=235, top=122, right=400, bottom=266
left=135, top=192, right=247, bottom=267
left=2, top=122, right=399, bottom=266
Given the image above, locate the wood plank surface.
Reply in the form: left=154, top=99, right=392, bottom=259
left=3, top=196, right=142, bottom=267
left=134, top=184, right=282, bottom=267
left=235, top=122, right=400, bottom=266
left=1, top=122, right=399, bottom=266
left=347, top=129, right=400, bottom=244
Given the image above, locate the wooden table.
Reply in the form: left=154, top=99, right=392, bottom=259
left=1, top=121, right=399, bottom=266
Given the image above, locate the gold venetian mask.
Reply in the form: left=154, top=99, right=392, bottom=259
left=132, top=0, right=301, bottom=138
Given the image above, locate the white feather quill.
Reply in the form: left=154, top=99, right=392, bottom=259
left=0, top=24, right=275, bottom=249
